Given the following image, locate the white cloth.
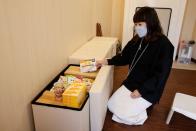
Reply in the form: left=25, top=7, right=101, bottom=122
left=108, top=85, right=152, bottom=125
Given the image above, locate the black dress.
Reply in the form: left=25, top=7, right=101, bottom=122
left=107, top=35, right=174, bottom=104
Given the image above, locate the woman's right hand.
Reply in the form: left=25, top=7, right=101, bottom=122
left=96, top=59, right=108, bottom=69
left=130, top=89, right=141, bottom=99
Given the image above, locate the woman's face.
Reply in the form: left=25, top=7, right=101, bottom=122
left=134, top=22, right=147, bottom=28
left=134, top=22, right=147, bottom=38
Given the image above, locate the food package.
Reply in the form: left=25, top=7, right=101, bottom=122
left=50, top=75, right=82, bottom=92
left=41, top=90, right=55, bottom=101
left=64, top=66, right=98, bottom=79
left=36, top=90, right=56, bottom=104
left=62, top=82, right=87, bottom=108
left=82, top=78, right=94, bottom=91
left=58, top=75, right=82, bottom=85
left=80, top=58, right=97, bottom=73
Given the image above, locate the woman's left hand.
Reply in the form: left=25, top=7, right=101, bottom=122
left=130, top=89, right=141, bottom=98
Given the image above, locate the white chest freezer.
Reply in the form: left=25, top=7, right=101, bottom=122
left=32, top=37, right=118, bottom=131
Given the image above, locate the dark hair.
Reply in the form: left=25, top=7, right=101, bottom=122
left=133, top=6, right=163, bottom=41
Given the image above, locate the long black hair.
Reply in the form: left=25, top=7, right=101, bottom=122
left=133, top=6, right=163, bottom=41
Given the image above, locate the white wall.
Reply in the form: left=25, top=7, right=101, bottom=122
left=122, top=0, right=187, bottom=59
left=0, top=0, right=114, bottom=131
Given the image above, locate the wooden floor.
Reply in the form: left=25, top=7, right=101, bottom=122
left=103, top=66, right=196, bottom=131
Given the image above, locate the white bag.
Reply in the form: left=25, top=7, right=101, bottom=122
left=108, top=85, right=152, bottom=125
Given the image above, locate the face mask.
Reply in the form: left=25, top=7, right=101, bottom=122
left=135, top=25, right=147, bottom=38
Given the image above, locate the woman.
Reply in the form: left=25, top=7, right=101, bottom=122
left=96, top=7, right=174, bottom=125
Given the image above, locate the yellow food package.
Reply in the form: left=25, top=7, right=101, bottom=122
left=62, top=82, right=87, bottom=108
left=36, top=91, right=56, bottom=104
left=64, top=65, right=98, bottom=79
left=42, top=90, right=55, bottom=101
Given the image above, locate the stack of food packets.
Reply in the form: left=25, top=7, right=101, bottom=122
left=80, top=58, right=97, bottom=73
left=38, top=65, right=96, bottom=108
left=43, top=74, right=93, bottom=108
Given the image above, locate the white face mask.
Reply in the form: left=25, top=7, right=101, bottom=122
left=135, top=25, right=147, bottom=38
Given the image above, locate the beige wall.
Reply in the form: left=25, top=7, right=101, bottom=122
left=93, top=0, right=113, bottom=36
left=0, top=0, right=110, bottom=131
left=180, top=0, right=196, bottom=41
left=93, top=0, right=124, bottom=40
left=192, top=21, right=196, bottom=59
left=111, top=0, right=124, bottom=41
left=180, top=0, right=196, bottom=59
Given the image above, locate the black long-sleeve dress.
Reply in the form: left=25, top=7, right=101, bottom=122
left=107, top=35, right=174, bottom=104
